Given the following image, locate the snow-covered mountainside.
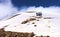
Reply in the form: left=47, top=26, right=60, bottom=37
left=0, top=11, right=60, bottom=37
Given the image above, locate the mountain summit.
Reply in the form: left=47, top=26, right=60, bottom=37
left=0, top=11, right=60, bottom=37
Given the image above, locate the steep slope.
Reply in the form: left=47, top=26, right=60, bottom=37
left=0, top=11, right=60, bottom=37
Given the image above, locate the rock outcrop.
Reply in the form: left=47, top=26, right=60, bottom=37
left=0, top=28, right=35, bottom=37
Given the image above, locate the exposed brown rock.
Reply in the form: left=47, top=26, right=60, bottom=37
left=0, top=28, right=4, bottom=32
left=34, top=25, right=37, bottom=27
left=21, top=18, right=36, bottom=24
left=29, top=18, right=36, bottom=21
left=46, top=35, right=50, bottom=37
left=11, top=32, right=17, bottom=37
left=32, top=22, right=35, bottom=24
left=5, top=31, right=12, bottom=37
left=0, top=28, right=5, bottom=37
left=36, top=35, right=43, bottom=37
left=0, top=28, right=50, bottom=37
left=36, top=35, right=50, bottom=37
left=0, top=29, right=35, bottom=37
left=21, top=19, right=29, bottom=24
left=37, top=20, right=39, bottom=21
